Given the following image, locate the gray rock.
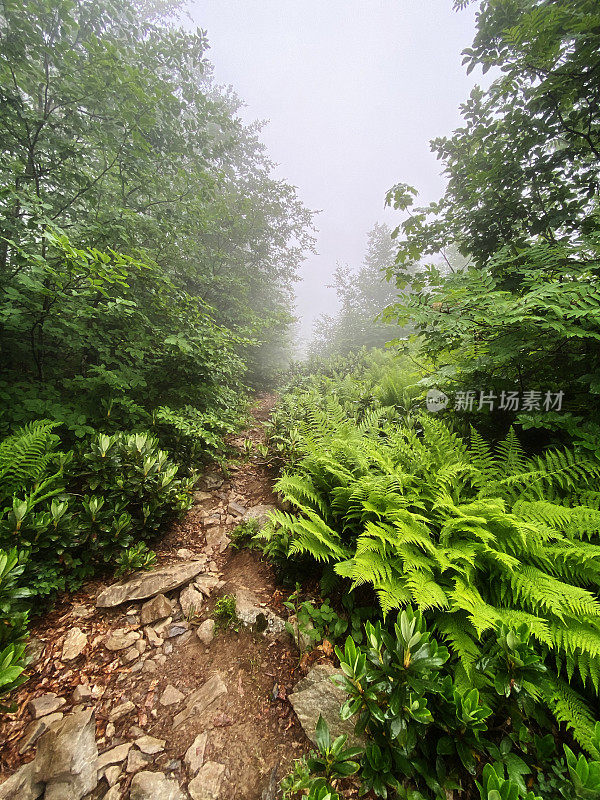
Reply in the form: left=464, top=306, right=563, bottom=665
left=140, top=594, right=172, bottom=626
left=202, top=474, right=223, bottom=491
left=126, top=748, right=152, bottom=773
left=104, top=765, right=122, bottom=787
left=163, top=641, right=173, bottom=655
left=192, top=491, right=212, bottom=504
left=28, top=693, right=66, bottom=719
left=167, top=623, right=189, bottom=638
left=173, top=673, right=227, bottom=728
left=102, top=783, right=122, bottom=800
left=108, top=701, right=135, bottom=722
left=120, top=647, right=140, bottom=664
left=72, top=684, right=92, bottom=704
left=25, top=637, right=45, bottom=665
left=160, top=685, right=185, bottom=706
left=205, top=527, right=229, bottom=554
left=234, top=586, right=286, bottom=636
left=62, top=627, right=88, bottom=661
left=243, top=504, right=276, bottom=527
left=34, top=709, right=98, bottom=800
left=184, top=731, right=207, bottom=776
left=19, top=712, right=64, bottom=754
left=130, top=771, right=186, bottom=800
left=145, top=627, right=163, bottom=648
left=97, top=743, right=133, bottom=774
left=179, top=585, right=203, bottom=619
left=135, top=735, right=165, bottom=755
left=104, top=629, right=140, bottom=652
left=289, top=664, right=360, bottom=747
left=0, top=762, right=43, bottom=800
left=228, top=500, right=247, bottom=517
left=188, top=762, right=225, bottom=800
left=196, top=619, right=215, bottom=646
left=97, top=563, right=206, bottom=608
left=193, top=575, right=220, bottom=598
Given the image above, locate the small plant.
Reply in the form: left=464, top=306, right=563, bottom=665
left=114, top=542, right=156, bottom=577
left=283, top=584, right=348, bottom=651
left=477, top=764, right=542, bottom=800
left=242, top=438, right=254, bottom=459
left=229, top=518, right=260, bottom=550
left=214, top=594, right=237, bottom=631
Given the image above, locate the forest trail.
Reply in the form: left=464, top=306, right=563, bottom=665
left=0, top=397, right=313, bottom=800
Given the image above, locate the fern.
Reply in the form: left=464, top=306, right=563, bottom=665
left=0, top=420, right=60, bottom=502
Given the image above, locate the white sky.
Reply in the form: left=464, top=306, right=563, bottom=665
left=186, top=0, right=482, bottom=341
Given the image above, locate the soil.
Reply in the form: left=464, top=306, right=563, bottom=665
left=0, top=394, right=322, bottom=799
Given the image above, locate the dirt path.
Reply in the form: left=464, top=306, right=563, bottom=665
left=0, top=395, right=312, bottom=799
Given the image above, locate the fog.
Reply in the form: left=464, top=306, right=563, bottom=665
left=186, top=0, right=482, bottom=343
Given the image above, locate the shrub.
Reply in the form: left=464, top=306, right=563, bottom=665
left=0, top=548, right=31, bottom=699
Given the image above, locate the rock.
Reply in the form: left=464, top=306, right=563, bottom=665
left=19, top=712, right=64, bottom=754
left=163, top=641, right=173, bottom=655
left=173, top=673, right=227, bottom=728
left=153, top=616, right=173, bottom=636
left=61, top=627, right=88, bottom=661
left=71, top=604, right=95, bottom=619
left=126, top=748, right=152, bottom=773
left=140, top=595, right=172, bottom=626
left=196, top=619, right=215, bottom=646
left=160, top=685, right=185, bottom=706
left=143, top=660, right=158, bottom=674
left=135, top=639, right=147, bottom=654
left=34, top=708, right=98, bottom=800
left=179, top=585, right=203, bottom=619
left=167, top=623, right=189, bottom=638
left=129, top=771, right=186, bottom=800
left=97, top=743, right=133, bottom=774
left=243, top=504, right=276, bottom=527
left=120, top=647, right=140, bottom=664
left=202, top=473, right=223, bottom=491
left=0, top=762, right=43, bottom=800
left=72, top=684, right=92, bottom=704
left=145, top=627, right=163, bottom=648
left=104, top=630, right=140, bottom=652
left=261, top=764, right=279, bottom=800
left=205, top=527, right=229, bottom=554
left=176, top=548, right=195, bottom=559
left=105, top=723, right=116, bottom=739
left=25, top=637, right=45, bottom=665
left=188, top=762, right=225, bottom=800
left=227, top=500, right=247, bottom=517
left=135, top=735, right=165, bottom=755
left=28, top=693, right=66, bottom=719
left=233, top=586, right=286, bottom=636
left=109, top=701, right=135, bottom=722
left=193, top=575, right=220, bottom=598
left=192, top=491, right=212, bottom=504
left=102, top=784, right=122, bottom=800
left=287, top=614, right=315, bottom=651
left=97, top=563, right=206, bottom=608
left=184, top=731, right=207, bottom=776
left=289, top=664, right=361, bottom=747
left=104, top=765, right=122, bottom=787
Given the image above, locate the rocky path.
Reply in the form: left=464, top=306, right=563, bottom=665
left=0, top=396, right=331, bottom=800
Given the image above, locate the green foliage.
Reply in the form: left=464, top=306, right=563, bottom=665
left=477, top=764, right=542, bottom=800
left=0, top=548, right=30, bottom=698
left=229, top=518, right=260, bottom=551
left=214, top=595, right=237, bottom=631
left=114, top=542, right=156, bottom=578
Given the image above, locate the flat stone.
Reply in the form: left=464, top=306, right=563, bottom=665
left=145, top=627, right=163, bottom=648
left=176, top=548, right=196, bottom=559
left=135, top=639, right=147, bottom=654
left=127, top=748, right=152, bottom=773
left=173, top=673, right=227, bottom=728
left=0, top=761, right=42, bottom=800
left=153, top=617, right=173, bottom=636
left=289, top=664, right=361, bottom=747
left=71, top=684, right=92, bottom=704
left=120, top=646, right=140, bottom=664
left=103, top=783, right=122, bottom=799
left=188, top=762, right=225, bottom=800
left=135, top=735, right=165, bottom=755
left=243, top=504, right=276, bottom=527
left=234, top=586, right=286, bottom=635
left=196, top=619, right=215, bottom=646
left=163, top=641, right=173, bottom=655
left=25, top=637, right=45, bottom=665
left=193, top=575, right=220, bottom=598
left=160, top=685, right=185, bottom=706
left=130, top=770, right=186, bottom=800
left=227, top=500, right=247, bottom=517
left=202, top=474, right=223, bottom=491
left=205, top=527, right=229, bottom=554
left=109, top=701, right=135, bottom=722
left=97, top=742, right=133, bottom=773
left=34, top=708, right=98, bottom=800
left=143, top=660, right=158, bottom=674
left=104, top=765, right=122, bottom=787
left=105, top=630, right=140, bottom=652
left=140, top=595, right=172, bottom=626
left=28, top=693, right=66, bottom=719
left=184, top=731, right=208, bottom=775
left=192, top=491, right=212, bottom=504
left=18, top=712, right=64, bottom=754
left=61, top=627, right=88, bottom=661
left=167, top=623, right=189, bottom=638
left=97, top=562, right=206, bottom=608
left=179, top=586, right=203, bottom=619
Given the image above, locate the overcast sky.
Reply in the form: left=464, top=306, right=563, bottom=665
left=186, top=0, right=482, bottom=342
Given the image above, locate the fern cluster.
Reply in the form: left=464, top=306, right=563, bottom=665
left=259, top=403, right=600, bottom=753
